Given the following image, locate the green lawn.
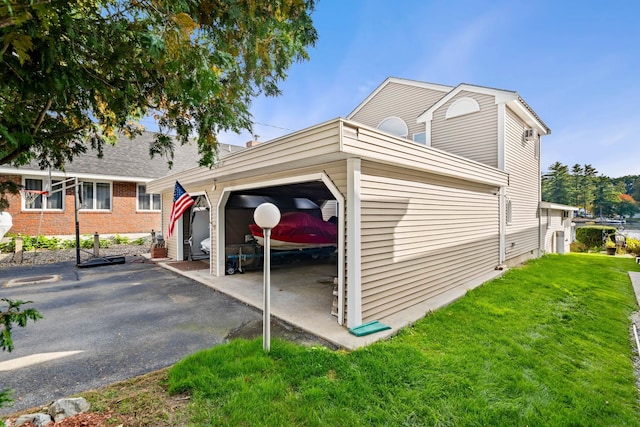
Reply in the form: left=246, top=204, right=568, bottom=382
left=169, top=254, right=640, bottom=426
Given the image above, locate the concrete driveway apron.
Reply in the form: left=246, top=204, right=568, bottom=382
left=0, top=258, right=328, bottom=415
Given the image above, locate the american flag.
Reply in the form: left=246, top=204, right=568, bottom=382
left=168, top=181, right=195, bottom=238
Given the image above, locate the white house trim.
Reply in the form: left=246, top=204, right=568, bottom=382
left=346, top=158, right=362, bottom=328
left=176, top=191, right=209, bottom=262
left=497, top=103, right=506, bottom=170
left=0, top=167, right=155, bottom=184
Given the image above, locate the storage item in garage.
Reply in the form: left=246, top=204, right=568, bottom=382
left=225, top=243, right=262, bottom=274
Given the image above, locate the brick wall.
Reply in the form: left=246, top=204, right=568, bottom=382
left=3, top=176, right=161, bottom=236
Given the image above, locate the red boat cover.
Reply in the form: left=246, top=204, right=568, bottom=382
left=249, top=212, right=337, bottom=245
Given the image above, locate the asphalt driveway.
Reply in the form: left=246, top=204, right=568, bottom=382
left=0, top=258, right=329, bottom=415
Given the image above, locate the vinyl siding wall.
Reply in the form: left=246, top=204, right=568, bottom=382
left=430, top=91, right=499, bottom=168
left=504, top=107, right=540, bottom=261
left=349, top=82, right=447, bottom=141
left=359, top=160, right=500, bottom=321
left=541, top=209, right=572, bottom=254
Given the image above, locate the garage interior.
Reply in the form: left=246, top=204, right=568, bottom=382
left=178, top=180, right=341, bottom=324
left=225, top=181, right=338, bottom=316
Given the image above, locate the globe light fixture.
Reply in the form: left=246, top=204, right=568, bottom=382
left=253, top=202, right=281, bottom=352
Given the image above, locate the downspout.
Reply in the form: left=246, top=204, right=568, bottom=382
left=497, top=104, right=506, bottom=264
left=537, top=138, right=543, bottom=256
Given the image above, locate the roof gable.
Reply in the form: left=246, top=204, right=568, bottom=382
left=417, top=83, right=550, bottom=134
left=347, top=77, right=452, bottom=119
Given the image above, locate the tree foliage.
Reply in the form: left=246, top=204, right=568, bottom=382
left=1, top=297, right=42, bottom=408
left=542, top=161, right=570, bottom=204
left=542, top=162, right=639, bottom=217
left=0, top=0, right=317, bottom=170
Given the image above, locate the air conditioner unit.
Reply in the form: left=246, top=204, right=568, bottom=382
left=523, top=128, right=539, bottom=142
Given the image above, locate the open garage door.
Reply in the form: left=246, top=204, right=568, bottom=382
left=217, top=177, right=344, bottom=323
left=178, top=193, right=210, bottom=261
left=223, top=181, right=338, bottom=274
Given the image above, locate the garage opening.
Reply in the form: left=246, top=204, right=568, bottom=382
left=224, top=181, right=338, bottom=273
left=220, top=179, right=342, bottom=321
left=181, top=194, right=210, bottom=261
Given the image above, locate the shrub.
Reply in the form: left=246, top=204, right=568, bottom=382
left=111, top=234, right=130, bottom=245
left=0, top=234, right=62, bottom=252
left=570, top=241, right=588, bottom=253
left=131, top=237, right=148, bottom=245
left=575, top=226, right=617, bottom=249
left=626, top=238, right=640, bottom=256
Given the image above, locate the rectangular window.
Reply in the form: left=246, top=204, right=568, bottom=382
left=79, top=181, right=111, bottom=210
left=137, top=184, right=161, bottom=211
left=413, top=132, right=427, bottom=144
left=23, top=178, right=63, bottom=210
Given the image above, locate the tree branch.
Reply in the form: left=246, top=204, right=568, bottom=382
left=0, top=147, right=24, bottom=166
left=32, top=99, right=52, bottom=135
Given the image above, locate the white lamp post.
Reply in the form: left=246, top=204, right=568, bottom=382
left=253, top=202, right=281, bottom=352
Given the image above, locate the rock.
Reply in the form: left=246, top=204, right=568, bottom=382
left=31, top=414, right=53, bottom=427
left=14, top=413, right=53, bottom=427
left=47, top=397, right=90, bottom=423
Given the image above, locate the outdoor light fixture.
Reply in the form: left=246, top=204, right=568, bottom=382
left=253, top=202, right=281, bottom=352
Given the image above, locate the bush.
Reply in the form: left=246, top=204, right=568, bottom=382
left=626, top=238, right=640, bottom=256
left=0, top=234, right=134, bottom=252
left=0, top=234, right=62, bottom=252
left=131, top=237, right=148, bottom=245
left=111, top=234, right=130, bottom=245
left=575, top=226, right=617, bottom=249
left=570, top=241, right=588, bottom=253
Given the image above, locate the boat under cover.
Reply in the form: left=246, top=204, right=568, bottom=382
left=249, top=211, right=337, bottom=250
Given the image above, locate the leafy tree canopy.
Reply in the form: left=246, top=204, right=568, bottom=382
left=0, top=0, right=317, bottom=170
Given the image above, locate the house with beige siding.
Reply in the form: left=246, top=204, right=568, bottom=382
left=147, top=77, right=556, bottom=330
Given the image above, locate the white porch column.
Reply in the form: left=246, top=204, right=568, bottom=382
left=346, top=158, right=362, bottom=328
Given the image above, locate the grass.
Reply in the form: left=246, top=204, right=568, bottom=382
left=5, top=253, right=640, bottom=426
left=168, top=254, right=640, bottom=426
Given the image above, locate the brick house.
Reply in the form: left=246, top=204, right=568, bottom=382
left=0, top=132, right=243, bottom=237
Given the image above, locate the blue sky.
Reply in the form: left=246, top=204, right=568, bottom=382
left=188, top=0, right=640, bottom=177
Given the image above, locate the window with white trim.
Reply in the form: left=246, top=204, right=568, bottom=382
left=413, top=132, right=427, bottom=144
left=377, top=116, right=409, bottom=138
left=137, top=184, right=161, bottom=211
left=79, top=181, right=111, bottom=210
left=23, top=178, right=63, bottom=210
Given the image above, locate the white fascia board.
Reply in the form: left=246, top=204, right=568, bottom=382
left=507, top=100, right=550, bottom=135
left=539, top=201, right=578, bottom=211
left=1, top=167, right=155, bottom=183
